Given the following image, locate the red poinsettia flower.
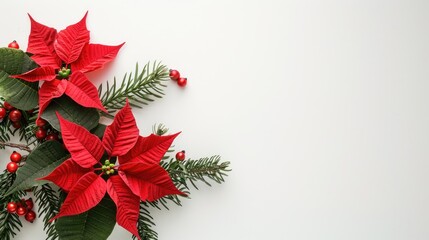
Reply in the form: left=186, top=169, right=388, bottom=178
left=39, top=101, right=183, bottom=238
left=12, top=12, right=124, bottom=118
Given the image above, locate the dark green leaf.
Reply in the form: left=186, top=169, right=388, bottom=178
left=42, top=95, right=100, bottom=131
left=55, top=194, right=116, bottom=240
left=0, top=48, right=38, bottom=75
left=91, top=123, right=107, bottom=139
left=0, top=48, right=39, bottom=110
left=5, top=141, right=69, bottom=195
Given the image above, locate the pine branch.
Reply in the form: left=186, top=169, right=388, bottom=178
left=163, top=156, right=231, bottom=190
left=99, top=62, right=169, bottom=116
left=0, top=171, right=26, bottom=240
left=33, top=184, right=61, bottom=240
left=132, top=202, right=158, bottom=240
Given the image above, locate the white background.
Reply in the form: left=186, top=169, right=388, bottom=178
left=1, top=0, right=429, bottom=239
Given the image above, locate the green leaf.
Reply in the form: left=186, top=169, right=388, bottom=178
left=42, top=95, right=100, bottom=132
left=5, top=141, right=69, bottom=195
left=0, top=48, right=39, bottom=110
left=0, top=48, right=38, bottom=75
left=91, top=123, right=107, bottom=139
left=55, top=194, right=116, bottom=240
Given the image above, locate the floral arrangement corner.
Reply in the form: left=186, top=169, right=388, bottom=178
left=0, top=12, right=230, bottom=240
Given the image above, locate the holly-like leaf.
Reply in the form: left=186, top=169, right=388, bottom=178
left=65, top=71, right=107, bottom=112
left=102, top=100, right=139, bottom=156
left=39, top=158, right=90, bottom=192
left=41, top=95, right=100, bottom=132
left=5, top=141, right=69, bottom=195
left=52, top=172, right=106, bottom=221
left=107, top=175, right=140, bottom=239
left=72, top=43, right=125, bottom=73
left=119, top=161, right=183, bottom=201
left=27, top=14, right=61, bottom=69
left=56, top=194, right=116, bottom=240
left=119, top=133, right=180, bottom=165
left=57, top=113, right=104, bottom=168
left=0, top=48, right=39, bottom=110
left=12, top=65, right=57, bottom=82
left=54, top=12, right=90, bottom=64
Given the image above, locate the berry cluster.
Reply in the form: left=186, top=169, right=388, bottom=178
left=35, top=118, right=59, bottom=142
left=169, top=69, right=187, bottom=87
left=7, top=151, right=23, bottom=173
left=6, top=198, right=36, bottom=223
left=0, top=102, right=24, bottom=129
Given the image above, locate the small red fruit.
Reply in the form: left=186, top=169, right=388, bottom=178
left=175, top=150, right=186, bottom=161
left=8, top=40, right=19, bottom=49
left=10, top=151, right=22, bottom=163
left=16, top=206, right=27, bottom=216
left=3, top=102, right=14, bottom=111
left=36, top=118, right=47, bottom=127
left=12, top=121, right=21, bottom=129
left=25, top=198, right=34, bottom=210
left=35, top=128, right=47, bottom=140
left=7, top=162, right=18, bottom=173
left=177, top=77, right=187, bottom=87
left=25, top=210, right=36, bottom=223
left=6, top=202, right=17, bottom=213
left=8, top=109, right=22, bottom=122
left=45, top=133, right=59, bottom=141
left=169, top=69, right=181, bottom=81
left=0, top=108, right=6, bottom=119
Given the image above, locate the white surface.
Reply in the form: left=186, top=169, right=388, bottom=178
left=1, top=0, right=429, bottom=239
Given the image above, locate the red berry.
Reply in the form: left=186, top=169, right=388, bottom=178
left=35, top=128, right=47, bottom=140
left=25, top=210, right=36, bottom=223
left=175, top=150, right=186, bottom=161
left=36, top=118, right=47, bottom=127
left=16, top=206, right=27, bottom=216
left=177, top=78, right=187, bottom=87
left=0, top=108, right=6, bottom=119
left=45, top=133, right=59, bottom=141
left=3, top=102, right=14, bottom=111
left=8, top=40, right=19, bottom=49
left=6, top=202, right=17, bottom=213
left=169, top=69, right=181, bottom=81
left=25, top=198, right=33, bottom=210
left=7, top=162, right=18, bottom=173
left=8, top=109, right=22, bottom=122
left=10, top=151, right=22, bottom=163
left=12, top=121, right=21, bottom=129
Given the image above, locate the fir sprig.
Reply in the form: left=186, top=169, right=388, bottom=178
left=34, top=184, right=61, bottom=240
left=98, top=62, right=169, bottom=116
left=164, top=156, right=231, bottom=190
left=0, top=171, right=25, bottom=240
left=132, top=203, right=158, bottom=240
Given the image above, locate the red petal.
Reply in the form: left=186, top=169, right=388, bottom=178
left=65, top=72, right=107, bottom=112
left=57, top=113, right=104, bottom=168
left=102, top=101, right=139, bottom=156
left=107, top=176, right=140, bottom=239
left=119, top=162, right=184, bottom=202
left=72, top=43, right=125, bottom=73
left=54, top=12, right=90, bottom=64
left=119, top=133, right=180, bottom=165
left=11, top=66, right=57, bottom=82
left=51, top=172, right=106, bottom=221
left=39, top=158, right=90, bottom=192
left=38, top=80, right=68, bottom=118
left=27, top=14, right=61, bottom=69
